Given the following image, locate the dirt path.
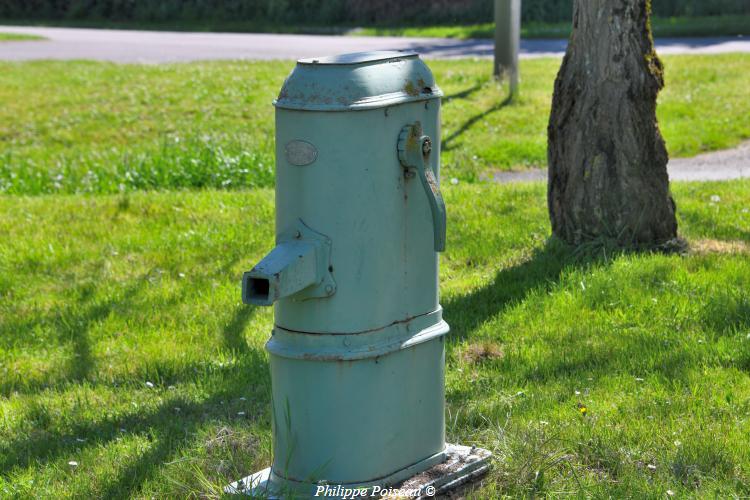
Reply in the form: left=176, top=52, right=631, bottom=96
left=491, top=141, right=750, bottom=183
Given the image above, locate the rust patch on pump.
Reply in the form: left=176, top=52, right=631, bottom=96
left=404, top=80, right=420, bottom=96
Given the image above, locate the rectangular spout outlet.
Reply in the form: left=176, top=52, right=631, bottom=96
left=242, top=239, right=322, bottom=306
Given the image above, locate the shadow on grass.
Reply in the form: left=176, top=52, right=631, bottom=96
left=443, top=83, right=484, bottom=103
left=0, top=273, right=159, bottom=396
left=1, top=248, right=255, bottom=396
left=441, top=238, right=746, bottom=408
left=443, top=238, right=578, bottom=343
left=222, top=304, right=257, bottom=353
left=95, top=350, right=270, bottom=500
left=0, top=247, right=271, bottom=495
left=66, top=277, right=149, bottom=383
left=678, top=209, right=750, bottom=243
left=443, top=94, right=512, bottom=151
left=514, top=331, right=696, bottom=384
left=0, top=274, right=152, bottom=396
left=0, top=349, right=271, bottom=489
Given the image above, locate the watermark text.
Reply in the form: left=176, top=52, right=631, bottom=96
left=314, top=484, right=436, bottom=498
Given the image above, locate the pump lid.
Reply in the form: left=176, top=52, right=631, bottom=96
left=274, top=51, right=443, bottom=111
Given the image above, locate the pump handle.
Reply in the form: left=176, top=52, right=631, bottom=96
left=397, top=122, right=447, bottom=252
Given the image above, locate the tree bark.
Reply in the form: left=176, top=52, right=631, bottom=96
left=547, top=0, right=678, bottom=246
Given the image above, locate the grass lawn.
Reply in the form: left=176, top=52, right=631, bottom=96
left=0, top=32, right=44, bottom=41
left=1, top=54, right=749, bottom=195
left=354, top=14, right=750, bottom=39
left=1, top=179, right=749, bottom=497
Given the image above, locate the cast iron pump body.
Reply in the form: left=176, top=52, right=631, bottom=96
left=241, top=51, right=451, bottom=496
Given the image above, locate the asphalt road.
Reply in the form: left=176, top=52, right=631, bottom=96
left=0, top=26, right=749, bottom=63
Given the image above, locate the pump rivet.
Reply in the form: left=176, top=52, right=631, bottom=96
left=325, top=284, right=334, bottom=295
left=294, top=230, right=302, bottom=239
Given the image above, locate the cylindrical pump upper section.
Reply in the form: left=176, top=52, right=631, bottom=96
left=275, top=51, right=443, bottom=111
left=273, top=51, right=443, bottom=335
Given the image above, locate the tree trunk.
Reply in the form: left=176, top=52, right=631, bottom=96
left=547, top=0, right=678, bottom=246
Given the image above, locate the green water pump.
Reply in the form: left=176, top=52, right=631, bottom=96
left=229, top=51, right=490, bottom=498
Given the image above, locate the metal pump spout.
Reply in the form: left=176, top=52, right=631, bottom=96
left=243, top=240, right=318, bottom=305
left=242, top=220, right=335, bottom=306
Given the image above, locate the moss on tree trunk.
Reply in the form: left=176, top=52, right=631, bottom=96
left=547, top=0, right=678, bottom=246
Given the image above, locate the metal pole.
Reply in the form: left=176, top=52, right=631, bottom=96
left=494, top=0, right=520, bottom=97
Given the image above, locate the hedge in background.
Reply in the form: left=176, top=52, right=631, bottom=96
left=1, top=0, right=749, bottom=26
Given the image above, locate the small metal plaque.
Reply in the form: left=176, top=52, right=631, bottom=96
left=285, top=140, right=318, bottom=166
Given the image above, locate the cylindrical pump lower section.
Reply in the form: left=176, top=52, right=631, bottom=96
left=249, top=51, right=449, bottom=492
left=269, top=327, right=446, bottom=487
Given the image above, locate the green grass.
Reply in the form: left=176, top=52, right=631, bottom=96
left=0, top=32, right=44, bottom=41
left=2, top=54, right=749, bottom=195
left=1, top=179, right=749, bottom=497
left=355, top=14, right=750, bottom=39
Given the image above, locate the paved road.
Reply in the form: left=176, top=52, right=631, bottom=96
left=0, top=26, right=749, bottom=63
left=492, top=141, right=750, bottom=183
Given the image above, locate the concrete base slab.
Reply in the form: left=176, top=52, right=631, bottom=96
left=392, top=443, right=492, bottom=499
left=225, top=443, right=491, bottom=498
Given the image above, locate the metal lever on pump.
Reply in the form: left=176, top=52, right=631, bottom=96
left=397, top=122, right=447, bottom=252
